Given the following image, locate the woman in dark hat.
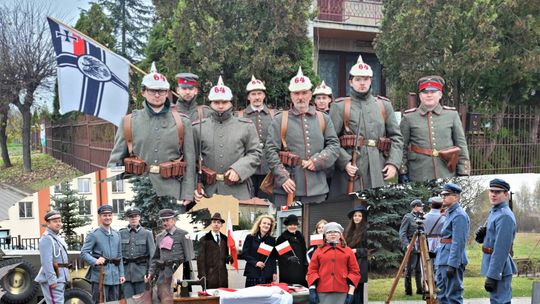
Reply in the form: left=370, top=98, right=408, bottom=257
left=345, top=205, right=369, bottom=304
left=276, top=214, right=308, bottom=286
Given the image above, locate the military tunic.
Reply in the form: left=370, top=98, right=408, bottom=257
left=400, top=103, right=470, bottom=181
left=35, top=228, right=69, bottom=304
left=434, top=203, right=470, bottom=304
left=108, top=102, right=196, bottom=201
left=480, top=202, right=517, bottom=304
left=119, top=225, right=155, bottom=297
left=174, top=96, right=211, bottom=122
left=193, top=108, right=262, bottom=200
left=399, top=212, right=422, bottom=294
left=328, top=90, right=403, bottom=197
left=265, top=106, right=339, bottom=205
left=149, top=226, right=193, bottom=284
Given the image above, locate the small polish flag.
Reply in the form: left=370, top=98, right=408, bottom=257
left=257, top=243, right=274, bottom=256
left=276, top=241, right=293, bottom=255
left=310, top=234, right=324, bottom=246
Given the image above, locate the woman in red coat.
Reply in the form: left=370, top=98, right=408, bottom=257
left=307, top=222, right=360, bottom=304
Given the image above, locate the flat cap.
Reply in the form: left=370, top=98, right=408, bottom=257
left=44, top=210, right=61, bottom=221
left=428, top=197, right=443, bottom=205
left=347, top=205, right=367, bottom=219
left=125, top=207, right=141, bottom=217
left=159, top=209, right=176, bottom=219
left=410, top=199, right=423, bottom=208
left=489, top=178, right=510, bottom=192
left=323, top=222, right=344, bottom=234
left=98, top=205, right=113, bottom=214
left=441, top=183, right=463, bottom=194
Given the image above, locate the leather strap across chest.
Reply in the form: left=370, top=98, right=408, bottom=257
left=123, top=111, right=184, bottom=155
left=280, top=110, right=325, bottom=151
left=343, top=97, right=387, bottom=133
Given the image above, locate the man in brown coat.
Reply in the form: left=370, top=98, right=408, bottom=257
left=196, top=213, right=232, bottom=288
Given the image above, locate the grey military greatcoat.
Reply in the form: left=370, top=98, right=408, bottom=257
left=108, top=102, right=195, bottom=201
left=149, top=226, right=193, bottom=284
left=400, top=103, right=470, bottom=181
left=265, top=106, right=339, bottom=205
left=238, top=105, right=276, bottom=175
left=175, top=97, right=211, bottom=122
left=328, top=91, right=403, bottom=197
left=80, top=226, right=125, bottom=285
left=119, top=225, right=155, bottom=282
left=193, top=109, right=262, bottom=200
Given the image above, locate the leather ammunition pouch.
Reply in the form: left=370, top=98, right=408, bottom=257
left=260, top=172, right=274, bottom=195
left=279, top=151, right=302, bottom=167
left=438, top=146, right=461, bottom=172
left=224, top=174, right=239, bottom=186
left=339, top=134, right=359, bottom=149
left=159, top=158, right=187, bottom=179
left=378, top=137, right=392, bottom=156
left=200, top=165, right=217, bottom=185
left=124, top=156, right=146, bottom=175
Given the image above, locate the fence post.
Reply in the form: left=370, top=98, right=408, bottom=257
left=532, top=281, right=540, bottom=304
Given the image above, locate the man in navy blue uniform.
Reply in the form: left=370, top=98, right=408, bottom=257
left=476, top=178, right=517, bottom=304
left=434, top=183, right=469, bottom=304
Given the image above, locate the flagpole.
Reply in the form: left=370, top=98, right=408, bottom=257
left=48, top=16, right=179, bottom=97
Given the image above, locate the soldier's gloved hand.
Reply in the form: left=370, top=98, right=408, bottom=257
left=344, top=293, right=354, bottom=304
left=475, top=226, right=487, bottom=244
left=484, top=277, right=497, bottom=292
left=309, top=288, right=319, bottom=304
left=446, top=266, right=456, bottom=279
left=226, top=255, right=234, bottom=264
left=287, top=256, right=300, bottom=264
left=398, top=174, right=410, bottom=184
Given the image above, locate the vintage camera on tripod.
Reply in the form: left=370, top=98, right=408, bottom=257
left=413, top=212, right=426, bottom=231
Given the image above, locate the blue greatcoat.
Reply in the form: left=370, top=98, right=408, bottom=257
left=35, top=228, right=70, bottom=304
left=81, top=226, right=125, bottom=285
left=435, top=202, right=469, bottom=304
left=480, top=202, right=517, bottom=304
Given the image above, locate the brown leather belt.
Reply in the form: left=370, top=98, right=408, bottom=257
left=145, top=165, right=160, bottom=174
left=427, top=234, right=441, bottom=238
left=410, top=144, right=439, bottom=157
left=216, top=174, right=225, bottom=181
left=482, top=246, right=494, bottom=254
left=440, top=238, right=452, bottom=244
left=56, top=263, right=72, bottom=268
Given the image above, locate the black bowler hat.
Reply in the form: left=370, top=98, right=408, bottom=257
left=98, top=205, right=113, bottom=214
left=210, top=212, right=225, bottom=223
left=125, top=207, right=141, bottom=217
left=441, top=183, right=463, bottom=195
left=44, top=210, right=61, bottom=221
left=159, top=209, right=176, bottom=219
left=410, top=199, right=423, bottom=208
left=284, top=214, right=299, bottom=226
left=347, top=205, right=367, bottom=219
left=489, top=178, right=510, bottom=192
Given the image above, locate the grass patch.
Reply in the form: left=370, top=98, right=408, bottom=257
left=0, top=152, right=82, bottom=192
left=6, top=143, right=23, bottom=156
left=369, top=232, right=539, bottom=301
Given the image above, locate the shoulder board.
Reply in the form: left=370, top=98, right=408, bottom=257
left=404, top=108, right=417, bottom=114
left=442, top=105, right=457, bottom=111
left=119, top=227, right=128, bottom=231
left=192, top=118, right=207, bottom=125
left=238, top=117, right=254, bottom=123
left=376, top=95, right=390, bottom=102
left=145, top=228, right=152, bottom=233
left=334, top=97, right=348, bottom=103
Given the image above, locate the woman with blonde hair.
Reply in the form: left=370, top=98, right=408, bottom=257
left=306, top=219, right=328, bottom=263
left=242, top=214, right=277, bottom=287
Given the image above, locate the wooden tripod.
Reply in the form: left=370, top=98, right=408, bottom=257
left=386, top=227, right=437, bottom=304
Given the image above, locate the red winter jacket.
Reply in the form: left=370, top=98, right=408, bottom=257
left=306, top=243, right=360, bottom=293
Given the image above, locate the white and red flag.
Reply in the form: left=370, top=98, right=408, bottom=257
left=275, top=241, right=293, bottom=255
left=310, top=234, right=324, bottom=246
left=47, top=17, right=129, bottom=126
left=257, top=243, right=274, bottom=256
left=227, top=211, right=239, bottom=272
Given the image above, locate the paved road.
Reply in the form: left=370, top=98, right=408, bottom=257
left=371, top=297, right=532, bottom=304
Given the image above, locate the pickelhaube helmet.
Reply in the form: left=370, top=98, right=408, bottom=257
left=246, top=75, right=266, bottom=92
left=313, top=80, right=332, bottom=96
left=288, top=67, right=313, bottom=92
left=208, top=76, right=233, bottom=101
left=141, top=62, right=170, bottom=90
left=349, top=55, right=373, bottom=77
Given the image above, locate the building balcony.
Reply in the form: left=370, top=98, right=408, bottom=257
left=315, top=0, right=383, bottom=33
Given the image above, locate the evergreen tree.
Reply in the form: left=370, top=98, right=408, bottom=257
left=75, top=3, right=116, bottom=49
left=49, top=182, right=92, bottom=250
left=126, top=176, right=183, bottom=234
left=98, top=0, right=153, bottom=60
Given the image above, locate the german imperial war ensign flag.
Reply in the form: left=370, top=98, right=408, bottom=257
left=257, top=243, right=274, bottom=257
left=47, top=17, right=129, bottom=126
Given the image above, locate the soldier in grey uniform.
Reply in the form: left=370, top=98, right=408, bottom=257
left=312, top=80, right=333, bottom=113
left=193, top=76, right=262, bottom=202
left=328, top=55, right=403, bottom=197
left=81, top=205, right=125, bottom=303
left=174, top=72, right=211, bottom=121
left=35, top=211, right=69, bottom=304
left=399, top=76, right=470, bottom=182
left=265, top=67, right=339, bottom=206
left=147, top=209, right=194, bottom=303
left=119, top=207, right=155, bottom=298
left=237, top=75, right=276, bottom=199
left=398, top=199, right=424, bottom=296
left=108, top=63, right=195, bottom=210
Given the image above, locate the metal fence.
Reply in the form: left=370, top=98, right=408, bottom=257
left=317, top=0, right=383, bottom=22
